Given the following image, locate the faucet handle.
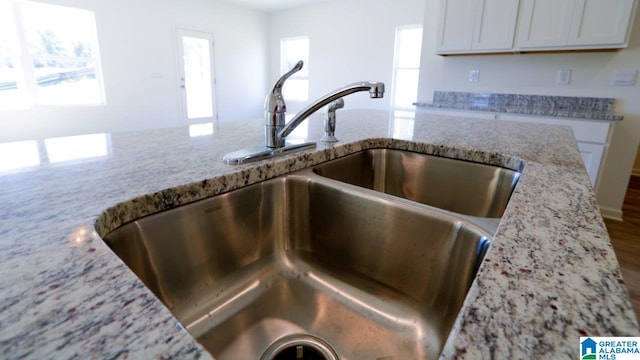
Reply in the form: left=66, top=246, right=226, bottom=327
left=265, top=60, right=304, bottom=114
left=273, top=60, right=303, bottom=92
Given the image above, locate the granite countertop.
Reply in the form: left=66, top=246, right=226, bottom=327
left=1, top=109, right=638, bottom=359
left=414, top=91, right=625, bottom=121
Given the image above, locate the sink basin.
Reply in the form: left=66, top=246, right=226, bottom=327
left=104, top=171, right=492, bottom=359
left=313, top=149, right=521, bottom=218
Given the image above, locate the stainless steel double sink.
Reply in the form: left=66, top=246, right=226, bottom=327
left=104, top=148, right=521, bottom=359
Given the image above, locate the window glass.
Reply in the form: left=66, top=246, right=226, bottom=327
left=281, top=37, right=309, bottom=76
left=33, top=59, right=102, bottom=105
left=281, top=37, right=309, bottom=101
left=397, top=28, right=423, bottom=69
left=182, top=36, right=214, bottom=119
left=283, top=78, right=309, bottom=102
left=391, top=25, right=423, bottom=109
left=0, top=0, right=105, bottom=109
left=394, top=69, right=420, bottom=108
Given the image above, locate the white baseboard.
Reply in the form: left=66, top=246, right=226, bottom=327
left=600, top=206, right=623, bottom=221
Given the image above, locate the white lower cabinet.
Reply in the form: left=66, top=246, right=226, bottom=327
left=577, top=142, right=605, bottom=185
left=496, top=114, right=613, bottom=187
left=417, top=108, right=497, bottom=120
left=419, top=108, right=614, bottom=187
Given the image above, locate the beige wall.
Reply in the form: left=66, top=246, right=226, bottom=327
left=418, top=0, right=640, bottom=220
left=268, top=0, right=425, bottom=114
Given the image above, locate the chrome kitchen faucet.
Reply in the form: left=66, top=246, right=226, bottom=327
left=223, top=60, right=384, bottom=164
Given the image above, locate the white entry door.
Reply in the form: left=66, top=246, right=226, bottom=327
left=176, top=29, right=217, bottom=121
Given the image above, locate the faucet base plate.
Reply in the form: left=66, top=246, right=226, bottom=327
left=223, top=142, right=316, bottom=165
left=320, top=135, right=339, bottom=143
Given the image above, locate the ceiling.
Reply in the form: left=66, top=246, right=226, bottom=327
left=221, top=0, right=329, bottom=12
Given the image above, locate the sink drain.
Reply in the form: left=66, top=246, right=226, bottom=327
left=261, top=334, right=339, bottom=360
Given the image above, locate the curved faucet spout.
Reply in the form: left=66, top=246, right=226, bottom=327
left=278, top=81, right=385, bottom=140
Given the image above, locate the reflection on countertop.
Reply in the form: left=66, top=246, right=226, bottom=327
left=0, top=133, right=112, bottom=173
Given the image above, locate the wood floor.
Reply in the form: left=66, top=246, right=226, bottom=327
left=604, top=175, right=640, bottom=321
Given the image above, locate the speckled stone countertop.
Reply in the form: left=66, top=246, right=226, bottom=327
left=415, top=91, right=624, bottom=121
left=0, top=109, right=638, bottom=359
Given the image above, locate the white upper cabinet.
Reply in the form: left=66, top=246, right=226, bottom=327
left=568, top=0, right=635, bottom=46
left=436, top=0, right=476, bottom=52
left=473, top=0, right=520, bottom=50
left=437, top=0, right=637, bottom=54
left=520, top=0, right=635, bottom=49
left=437, top=0, right=519, bottom=53
left=517, top=0, right=574, bottom=48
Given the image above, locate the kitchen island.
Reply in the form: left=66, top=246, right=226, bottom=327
left=0, top=109, right=638, bottom=359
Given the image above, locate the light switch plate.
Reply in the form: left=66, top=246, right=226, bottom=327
left=612, top=69, right=637, bottom=86
left=557, top=68, right=571, bottom=85
left=469, top=69, right=480, bottom=83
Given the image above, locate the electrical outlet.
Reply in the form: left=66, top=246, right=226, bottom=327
left=557, top=69, right=571, bottom=85
left=469, top=69, right=480, bottom=83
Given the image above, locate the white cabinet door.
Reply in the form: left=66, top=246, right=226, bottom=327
left=496, top=113, right=611, bottom=187
left=518, top=0, right=575, bottom=48
left=437, top=0, right=476, bottom=52
left=439, top=0, right=637, bottom=53
left=437, top=0, right=519, bottom=53
left=496, top=114, right=611, bottom=143
left=568, top=0, right=635, bottom=46
left=473, top=0, right=520, bottom=50
left=578, top=142, right=605, bottom=187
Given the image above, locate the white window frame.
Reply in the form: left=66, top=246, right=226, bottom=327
left=0, top=0, right=105, bottom=109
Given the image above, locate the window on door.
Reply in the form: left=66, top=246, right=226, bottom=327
left=281, top=36, right=309, bottom=102
left=0, top=0, right=105, bottom=110
left=391, top=25, right=423, bottom=109
left=177, top=29, right=216, bottom=122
